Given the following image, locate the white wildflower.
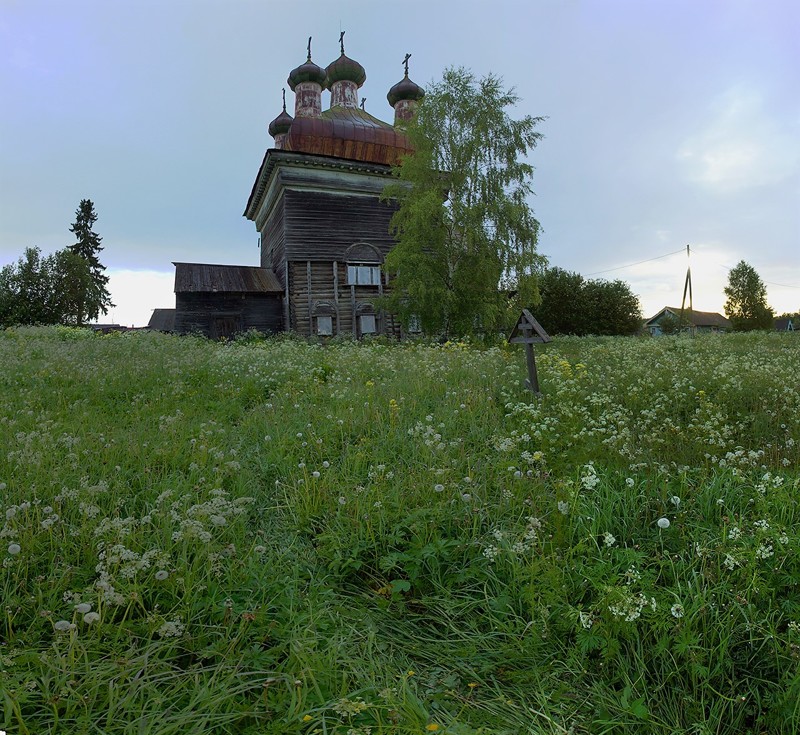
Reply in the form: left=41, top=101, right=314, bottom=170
left=7, top=543, right=21, bottom=555
left=670, top=604, right=685, bottom=619
left=755, top=543, right=774, bottom=560
left=157, top=618, right=185, bottom=638
left=656, top=518, right=670, bottom=529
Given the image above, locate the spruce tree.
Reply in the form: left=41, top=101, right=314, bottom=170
left=67, top=199, right=113, bottom=324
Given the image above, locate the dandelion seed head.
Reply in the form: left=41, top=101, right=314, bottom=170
left=657, top=517, right=670, bottom=529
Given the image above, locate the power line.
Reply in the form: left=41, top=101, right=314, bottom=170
left=584, top=247, right=686, bottom=276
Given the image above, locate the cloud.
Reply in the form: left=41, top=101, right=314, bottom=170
left=678, top=84, right=800, bottom=192
left=104, top=269, right=174, bottom=327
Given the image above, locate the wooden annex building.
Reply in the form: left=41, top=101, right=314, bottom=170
left=170, top=34, right=424, bottom=339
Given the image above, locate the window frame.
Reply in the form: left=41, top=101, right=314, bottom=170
left=316, top=315, right=333, bottom=336
left=359, top=313, right=377, bottom=335
left=347, top=263, right=382, bottom=287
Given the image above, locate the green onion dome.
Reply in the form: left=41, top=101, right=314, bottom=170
left=325, top=52, right=366, bottom=88
left=387, top=74, right=425, bottom=107
left=287, top=40, right=326, bottom=91
left=268, top=107, right=293, bottom=137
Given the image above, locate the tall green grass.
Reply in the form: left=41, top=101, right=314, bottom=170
left=1, top=326, right=798, bottom=734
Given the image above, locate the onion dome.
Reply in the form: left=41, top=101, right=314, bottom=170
left=325, top=31, right=366, bottom=88
left=388, top=54, right=425, bottom=126
left=387, top=74, right=425, bottom=107
left=287, top=37, right=326, bottom=91
left=268, top=90, right=293, bottom=138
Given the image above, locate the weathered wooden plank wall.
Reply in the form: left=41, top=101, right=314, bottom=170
left=283, top=190, right=398, bottom=261
left=260, top=200, right=287, bottom=286
left=174, top=293, right=283, bottom=338
left=287, top=260, right=399, bottom=337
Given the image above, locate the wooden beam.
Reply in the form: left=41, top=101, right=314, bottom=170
left=332, top=261, right=340, bottom=335
left=307, top=260, right=312, bottom=336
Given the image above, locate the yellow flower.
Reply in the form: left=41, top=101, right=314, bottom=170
left=425, top=725, right=440, bottom=732
left=467, top=682, right=478, bottom=688
left=302, top=714, right=313, bottom=722
left=407, top=670, right=415, bottom=676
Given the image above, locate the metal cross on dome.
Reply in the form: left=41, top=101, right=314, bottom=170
left=339, top=30, right=346, bottom=54
left=403, top=53, right=411, bottom=75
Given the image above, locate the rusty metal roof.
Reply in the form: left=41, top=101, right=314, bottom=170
left=173, top=263, right=282, bottom=293
left=283, top=106, right=413, bottom=166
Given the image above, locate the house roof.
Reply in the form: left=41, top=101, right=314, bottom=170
left=147, top=308, right=176, bottom=331
left=645, top=306, right=731, bottom=329
left=173, top=263, right=282, bottom=294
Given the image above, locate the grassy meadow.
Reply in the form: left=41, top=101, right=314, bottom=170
left=1, top=326, right=799, bottom=734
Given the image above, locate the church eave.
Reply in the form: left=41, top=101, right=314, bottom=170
left=244, top=149, right=396, bottom=223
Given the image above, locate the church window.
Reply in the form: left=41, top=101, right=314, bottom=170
left=347, top=264, right=381, bottom=286
left=360, top=314, right=377, bottom=334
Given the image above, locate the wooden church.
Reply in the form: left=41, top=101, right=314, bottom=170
left=171, top=34, right=424, bottom=339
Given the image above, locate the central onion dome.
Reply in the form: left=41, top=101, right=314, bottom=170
left=325, top=52, right=366, bottom=87
left=325, top=31, right=365, bottom=108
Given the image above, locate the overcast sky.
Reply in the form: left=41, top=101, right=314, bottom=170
left=1, top=0, right=798, bottom=326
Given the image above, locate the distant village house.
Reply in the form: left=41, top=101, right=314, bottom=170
left=645, top=306, right=731, bottom=336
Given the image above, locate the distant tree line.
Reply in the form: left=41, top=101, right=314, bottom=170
left=529, top=266, right=643, bottom=336
left=0, top=199, right=112, bottom=327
